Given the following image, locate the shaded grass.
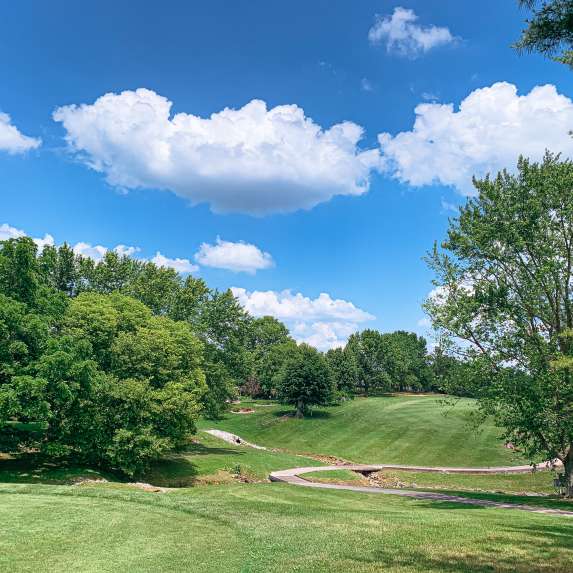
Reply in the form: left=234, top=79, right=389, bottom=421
left=199, top=396, right=526, bottom=467
left=0, top=434, right=322, bottom=488
left=1, top=481, right=572, bottom=572
left=145, top=433, right=322, bottom=486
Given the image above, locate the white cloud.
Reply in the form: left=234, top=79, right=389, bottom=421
left=53, top=89, right=382, bottom=215
left=231, top=288, right=374, bottom=323
left=72, top=242, right=143, bottom=262
left=195, top=238, right=273, bottom=274
left=0, top=224, right=53, bottom=253
left=368, top=7, right=455, bottom=58
left=293, top=321, right=358, bottom=351
left=33, top=234, right=55, bottom=252
left=361, top=78, right=373, bottom=92
left=73, top=242, right=108, bottom=261
left=0, top=223, right=26, bottom=241
left=441, top=198, right=459, bottom=213
left=151, top=252, right=198, bottom=273
left=114, top=244, right=141, bottom=257
left=0, top=112, right=41, bottom=154
left=421, top=92, right=439, bottom=102
left=379, top=82, right=573, bottom=195
left=231, top=287, right=374, bottom=350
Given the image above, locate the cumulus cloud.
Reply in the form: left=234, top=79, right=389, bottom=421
left=72, top=242, right=108, bottom=261
left=195, top=238, right=273, bottom=274
left=0, top=223, right=54, bottom=252
left=231, top=287, right=374, bottom=350
left=151, top=252, right=198, bottom=273
left=379, top=82, right=573, bottom=195
left=114, top=244, right=141, bottom=257
left=0, top=223, right=25, bottom=241
left=53, top=89, right=382, bottom=215
left=292, top=321, right=359, bottom=351
left=0, top=112, right=41, bottom=154
left=33, top=234, right=55, bottom=251
left=368, top=7, right=455, bottom=57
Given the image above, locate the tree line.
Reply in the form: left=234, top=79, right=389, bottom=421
left=0, top=237, right=459, bottom=475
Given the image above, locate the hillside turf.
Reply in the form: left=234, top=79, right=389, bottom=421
left=199, top=395, right=525, bottom=467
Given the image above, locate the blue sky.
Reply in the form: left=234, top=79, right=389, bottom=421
left=2, top=1, right=573, bottom=349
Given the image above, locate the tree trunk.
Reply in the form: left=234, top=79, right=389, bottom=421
left=564, top=448, right=573, bottom=498
left=295, top=398, right=305, bottom=418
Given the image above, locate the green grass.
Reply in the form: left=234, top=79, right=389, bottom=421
left=304, top=469, right=560, bottom=495
left=145, top=433, right=322, bottom=486
left=0, top=433, right=321, bottom=488
left=2, top=395, right=572, bottom=571
left=1, top=481, right=572, bottom=572
left=199, top=396, right=525, bottom=467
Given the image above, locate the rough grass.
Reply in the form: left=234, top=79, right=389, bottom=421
left=1, top=481, right=572, bottom=572
left=304, top=469, right=560, bottom=495
left=199, top=396, right=525, bottom=467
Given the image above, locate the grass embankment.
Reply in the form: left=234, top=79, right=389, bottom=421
left=200, top=396, right=525, bottom=467
left=1, top=481, right=573, bottom=572
left=0, top=433, right=321, bottom=488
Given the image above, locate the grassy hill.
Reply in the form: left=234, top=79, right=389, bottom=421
left=199, top=395, right=526, bottom=467
left=3, top=394, right=573, bottom=572
left=2, top=482, right=572, bottom=572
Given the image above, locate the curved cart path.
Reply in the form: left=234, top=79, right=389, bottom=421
left=205, top=429, right=571, bottom=517
left=270, top=465, right=573, bottom=518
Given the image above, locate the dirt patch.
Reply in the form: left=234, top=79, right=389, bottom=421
left=305, top=454, right=355, bottom=466
left=367, top=471, right=413, bottom=489
left=231, top=408, right=255, bottom=414
left=130, top=482, right=172, bottom=493
left=72, top=478, right=109, bottom=486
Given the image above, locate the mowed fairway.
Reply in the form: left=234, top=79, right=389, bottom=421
left=200, top=396, right=523, bottom=467
left=2, top=482, right=573, bottom=573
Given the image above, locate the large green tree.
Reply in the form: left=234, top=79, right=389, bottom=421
left=379, top=331, right=431, bottom=392
left=325, top=347, right=359, bottom=398
left=425, top=153, right=573, bottom=495
left=346, top=330, right=390, bottom=395
left=277, top=344, right=335, bottom=418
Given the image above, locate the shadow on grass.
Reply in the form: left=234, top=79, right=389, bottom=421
left=271, top=409, right=333, bottom=419
left=0, top=455, right=119, bottom=485
left=183, top=442, right=244, bottom=456
left=418, top=489, right=573, bottom=512
left=351, top=521, right=573, bottom=572
left=145, top=442, right=249, bottom=487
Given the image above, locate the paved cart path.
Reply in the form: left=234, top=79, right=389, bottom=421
left=270, top=465, right=572, bottom=518
left=206, top=429, right=571, bottom=517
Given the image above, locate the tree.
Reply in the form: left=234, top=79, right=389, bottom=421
left=325, top=347, right=359, bottom=398
left=346, top=330, right=390, bottom=395
left=38, top=243, right=79, bottom=296
left=126, top=262, right=181, bottom=315
left=379, top=331, right=431, bottom=392
left=38, top=292, right=206, bottom=476
left=0, top=238, right=40, bottom=306
left=277, top=344, right=335, bottom=418
left=254, top=340, right=298, bottom=397
left=425, top=153, right=573, bottom=495
left=245, top=316, right=294, bottom=397
left=199, top=289, right=252, bottom=385
left=515, top=1, right=573, bottom=68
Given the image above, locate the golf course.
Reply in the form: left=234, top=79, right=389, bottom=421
left=2, top=395, right=573, bottom=572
